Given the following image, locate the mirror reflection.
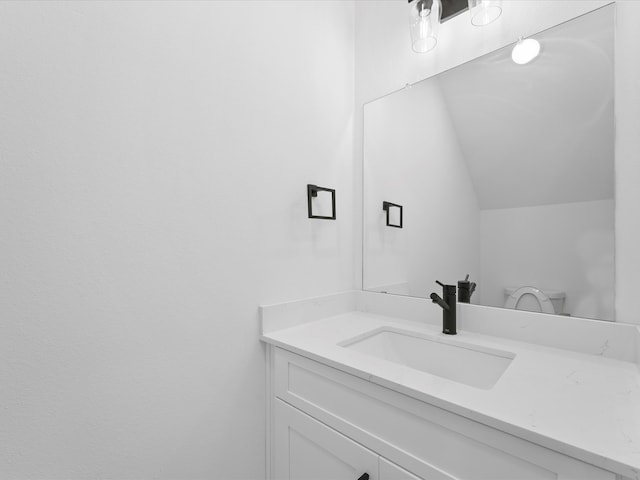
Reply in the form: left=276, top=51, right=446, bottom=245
left=363, top=5, right=614, bottom=321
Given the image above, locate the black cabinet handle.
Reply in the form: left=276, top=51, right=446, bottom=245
left=357, top=474, right=369, bottom=480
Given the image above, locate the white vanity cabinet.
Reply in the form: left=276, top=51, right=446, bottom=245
left=268, top=347, right=618, bottom=480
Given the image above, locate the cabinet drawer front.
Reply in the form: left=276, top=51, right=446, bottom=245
left=274, top=348, right=614, bottom=480
left=274, top=399, right=378, bottom=480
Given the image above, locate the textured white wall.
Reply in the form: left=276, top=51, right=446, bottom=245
left=479, top=200, right=615, bottom=320
left=0, top=1, right=355, bottom=478
left=354, top=1, right=640, bottom=324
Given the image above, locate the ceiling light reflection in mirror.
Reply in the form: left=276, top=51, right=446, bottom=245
left=512, top=38, right=541, bottom=65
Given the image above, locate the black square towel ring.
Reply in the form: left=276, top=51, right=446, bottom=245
left=383, top=201, right=403, bottom=228
left=307, top=184, right=336, bottom=220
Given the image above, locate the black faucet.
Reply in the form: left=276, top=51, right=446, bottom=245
left=457, top=274, right=476, bottom=304
left=430, top=280, right=457, bottom=335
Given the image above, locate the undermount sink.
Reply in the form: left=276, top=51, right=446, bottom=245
left=340, top=328, right=515, bottom=389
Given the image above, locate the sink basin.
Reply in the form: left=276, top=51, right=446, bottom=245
left=340, top=328, right=515, bottom=389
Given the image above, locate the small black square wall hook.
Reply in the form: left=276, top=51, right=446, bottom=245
left=307, top=184, right=336, bottom=220
left=382, top=201, right=403, bottom=228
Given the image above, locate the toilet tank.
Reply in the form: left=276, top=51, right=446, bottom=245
left=504, top=287, right=566, bottom=315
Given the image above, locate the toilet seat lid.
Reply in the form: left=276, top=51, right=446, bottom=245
left=504, top=286, right=555, bottom=314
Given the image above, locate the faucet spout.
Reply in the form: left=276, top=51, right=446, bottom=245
left=430, top=292, right=450, bottom=311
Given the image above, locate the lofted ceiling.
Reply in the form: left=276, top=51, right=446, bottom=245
left=437, top=6, right=614, bottom=210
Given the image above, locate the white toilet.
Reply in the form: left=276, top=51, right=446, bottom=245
left=504, top=286, right=566, bottom=314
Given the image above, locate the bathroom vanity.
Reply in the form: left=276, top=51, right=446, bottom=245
left=262, top=10, right=636, bottom=476
left=260, top=291, right=640, bottom=480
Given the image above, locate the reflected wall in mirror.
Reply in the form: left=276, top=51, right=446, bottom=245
left=363, top=5, right=614, bottom=321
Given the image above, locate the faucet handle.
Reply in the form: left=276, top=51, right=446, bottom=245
left=435, top=280, right=445, bottom=288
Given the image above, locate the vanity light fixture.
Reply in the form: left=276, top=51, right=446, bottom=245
left=511, top=37, right=541, bottom=65
left=408, top=0, right=442, bottom=53
left=409, top=0, right=502, bottom=53
left=468, top=0, right=503, bottom=27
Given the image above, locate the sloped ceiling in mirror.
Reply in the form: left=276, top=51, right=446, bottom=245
left=438, top=6, right=614, bottom=210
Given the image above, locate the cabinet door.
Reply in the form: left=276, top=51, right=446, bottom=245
left=273, top=399, right=378, bottom=480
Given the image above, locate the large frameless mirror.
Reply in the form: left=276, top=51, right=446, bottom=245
left=363, top=5, right=615, bottom=321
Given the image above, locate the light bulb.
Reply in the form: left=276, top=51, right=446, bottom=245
left=409, top=0, right=441, bottom=53
left=468, top=0, right=502, bottom=27
left=511, top=38, right=541, bottom=65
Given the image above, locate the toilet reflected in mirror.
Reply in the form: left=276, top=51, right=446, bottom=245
left=504, top=287, right=566, bottom=315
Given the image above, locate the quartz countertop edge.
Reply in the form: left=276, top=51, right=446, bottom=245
left=261, top=311, right=640, bottom=480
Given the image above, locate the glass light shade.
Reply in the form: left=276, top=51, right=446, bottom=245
left=409, top=0, right=442, bottom=53
left=468, top=0, right=502, bottom=26
left=511, top=38, right=541, bottom=65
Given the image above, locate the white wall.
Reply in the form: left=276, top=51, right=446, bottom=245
left=355, top=0, right=640, bottom=325
left=615, top=1, right=640, bottom=326
left=363, top=80, right=480, bottom=296
left=0, top=2, right=355, bottom=478
left=479, top=200, right=615, bottom=320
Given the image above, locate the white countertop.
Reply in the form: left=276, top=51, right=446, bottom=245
left=262, top=310, right=640, bottom=479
